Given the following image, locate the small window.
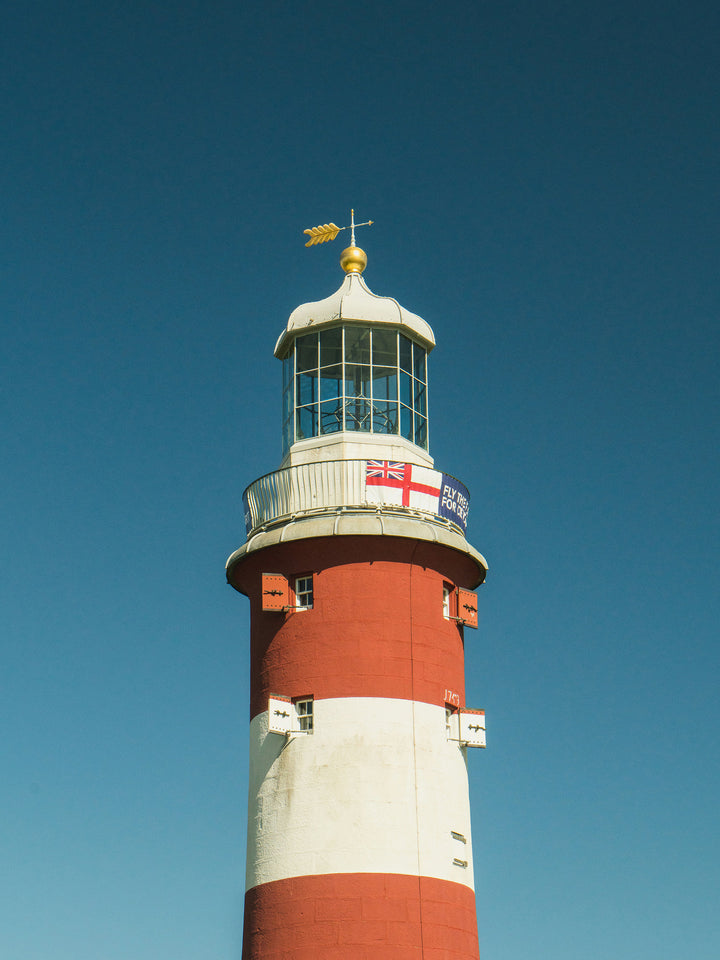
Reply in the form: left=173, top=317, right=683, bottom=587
left=443, top=583, right=457, bottom=620
left=445, top=705, right=459, bottom=741
left=295, top=699, right=314, bottom=733
left=295, top=575, right=313, bottom=610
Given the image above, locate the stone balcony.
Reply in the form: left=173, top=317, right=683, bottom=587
left=231, top=459, right=487, bottom=585
left=242, top=458, right=472, bottom=538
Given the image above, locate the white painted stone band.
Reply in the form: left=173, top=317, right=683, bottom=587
left=246, top=697, right=475, bottom=891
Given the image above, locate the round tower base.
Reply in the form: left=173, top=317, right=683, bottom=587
left=242, top=872, right=480, bottom=960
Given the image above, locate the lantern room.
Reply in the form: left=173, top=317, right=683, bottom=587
left=274, top=251, right=436, bottom=469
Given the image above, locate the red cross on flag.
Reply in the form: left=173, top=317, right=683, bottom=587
left=365, top=461, right=442, bottom=513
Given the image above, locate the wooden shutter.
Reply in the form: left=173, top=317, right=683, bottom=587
left=261, top=573, right=289, bottom=611
left=459, top=708, right=486, bottom=748
left=268, top=695, right=293, bottom=735
left=457, top=588, right=478, bottom=628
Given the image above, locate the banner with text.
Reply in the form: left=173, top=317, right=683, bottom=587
left=365, top=461, right=470, bottom=534
left=438, top=474, right=470, bottom=534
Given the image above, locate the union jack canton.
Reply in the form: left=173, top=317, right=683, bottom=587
left=366, top=460, right=405, bottom=481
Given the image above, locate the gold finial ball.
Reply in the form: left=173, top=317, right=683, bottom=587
left=340, top=245, right=367, bottom=274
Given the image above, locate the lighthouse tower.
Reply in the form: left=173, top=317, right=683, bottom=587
left=226, top=233, right=488, bottom=960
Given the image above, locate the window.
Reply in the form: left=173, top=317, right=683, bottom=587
left=267, top=695, right=314, bottom=736
left=281, top=326, right=429, bottom=455
left=445, top=704, right=461, bottom=742
left=295, top=698, right=314, bottom=733
left=443, top=583, right=457, bottom=620
left=294, top=575, right=313, bottom=610
left=446, top=706, right=455, bottom=738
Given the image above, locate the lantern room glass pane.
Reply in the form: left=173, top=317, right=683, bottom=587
left=319, top=400, right=343, bottom=433
left=345, top=399, right=371, bottom=431
left=400, top=404, right=413, bottom=440
left=345, top=364, right=371, bottom=399
left=400, top=334, right=413, bottom=374
left=413, top=344, right=426, bottom=381
left=319, top=364, right=342, bottom=401
left=372, top=329, right=397, bottom=366
left=320, top=327, right=342, bottom=367
left=296, top=334, right=318, bottom=373
left=282, top=353, right=293, bottom=391
left=282, top=347, right=295, bottom=457
left=297, top=369, right=318, bottom=406
left=372, top=367, right=397, bottom=401
left=296, top=405, right=317, bottom=440
left=413, top=380, right=426, bottom=417
left=415, top=415, right=427, bottom=448
left=282, top=385, right=292, bottom=423
left=372, top=402, right=398, bottom=434
left=400, top=370, right=412, bottom=406
left=283, top=416, right=293, bottom=453
left=345, top=326, right=371, bottom=364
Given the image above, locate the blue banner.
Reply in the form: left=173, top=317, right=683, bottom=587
left=438, top=474, right=470, bottom=533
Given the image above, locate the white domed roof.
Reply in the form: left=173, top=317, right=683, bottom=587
left=274, top=272, right=435, bottom=358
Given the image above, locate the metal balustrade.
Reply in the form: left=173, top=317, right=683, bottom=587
left=242, top=459, right=467, bottom=536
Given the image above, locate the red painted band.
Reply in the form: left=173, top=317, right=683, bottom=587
left=242, top=872, right=480, bottom=960
left=228, top=536, right=478, bottom=720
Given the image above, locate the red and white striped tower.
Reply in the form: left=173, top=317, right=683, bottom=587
left=227, top=235, right=488, bottom=960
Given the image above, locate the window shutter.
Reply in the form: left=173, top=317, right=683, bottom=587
left=457, top=588, right=478, bottom=628
left=268, top=695, right=293, bottom=735
left=262, top=573, right=289, bottom=611
left=459, top=708, right=486, bottom=748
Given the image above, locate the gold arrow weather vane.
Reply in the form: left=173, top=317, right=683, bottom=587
left=303, top=209, right=373, bottom=247
left=303, top=223, right=341, bottom=246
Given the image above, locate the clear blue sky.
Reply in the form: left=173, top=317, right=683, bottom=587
left=2, top=2, right=718, bottom=958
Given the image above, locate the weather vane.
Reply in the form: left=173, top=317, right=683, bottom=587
left=303, top=209, right=373, bottom=247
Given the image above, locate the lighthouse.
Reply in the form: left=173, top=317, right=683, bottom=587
left=226, top=223, right=488, bottom=960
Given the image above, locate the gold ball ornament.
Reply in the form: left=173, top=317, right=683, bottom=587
left=340, top=245, right=367, bottom=274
